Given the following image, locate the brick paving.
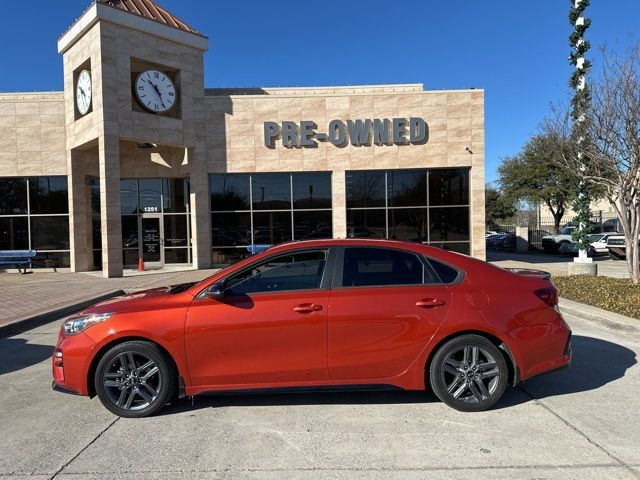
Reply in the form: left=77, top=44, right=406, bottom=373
left=0, top=269, right=218, bottom=327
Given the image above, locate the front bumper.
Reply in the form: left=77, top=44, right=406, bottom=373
left=51, top=331, right=97, bottom=397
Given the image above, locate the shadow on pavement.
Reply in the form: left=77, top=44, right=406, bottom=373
left=157, top=334, right=635, bottom=416
left=516, top=334, right=636, bottom=400
left=0, top=338, right=53, bottom=376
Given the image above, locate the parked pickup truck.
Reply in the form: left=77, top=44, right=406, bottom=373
left=606, top=234, right=640, bottom=260
left=542, top=225, right=616, bottom=254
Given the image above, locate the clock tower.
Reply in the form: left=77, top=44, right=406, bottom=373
left=58, top=0, right=209, bottom=277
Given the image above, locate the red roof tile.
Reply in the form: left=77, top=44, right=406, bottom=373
left=97, top=0, right=201, bottom=35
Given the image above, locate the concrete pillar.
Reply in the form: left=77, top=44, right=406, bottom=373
left=98, top=135, right=123, bottom=278
left=68, top=150, right=92, bottom=272
left=188, top=147, right=212, bottom=269
left=332, top=170, right=346, bottom=238
left=515, top=226, right=529, bottom=253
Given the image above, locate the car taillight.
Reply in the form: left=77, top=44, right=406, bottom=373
left=534, top=287, right=558, bottom=306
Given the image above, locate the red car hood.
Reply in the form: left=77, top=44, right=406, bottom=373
left=76, top=286, right=176, bottom=316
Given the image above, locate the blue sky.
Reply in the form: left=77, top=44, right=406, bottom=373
left=1, top=1, right=638, bottom=182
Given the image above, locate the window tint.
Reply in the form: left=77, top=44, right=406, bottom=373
left=0, top=178, right=28, bottom=215
left=28, top=177, right=69, bottom=214
left=341, top=247, right=437, bottom=287
left=427, top=258, right=460, bottom=284
left=225, top=250, right=327, bottom=295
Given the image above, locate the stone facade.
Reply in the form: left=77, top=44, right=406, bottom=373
left=0, top=3, right=485, bottom=277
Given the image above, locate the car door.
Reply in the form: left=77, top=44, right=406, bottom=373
left=185, top=248, right=333, bottom=388
left=328, top=246, right=452, bottom=380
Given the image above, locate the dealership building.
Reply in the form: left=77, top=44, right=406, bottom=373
left=0, top=0, right=485, bottom=277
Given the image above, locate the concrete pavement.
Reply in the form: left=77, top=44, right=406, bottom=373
left=0, top=305, right=638, bottom=479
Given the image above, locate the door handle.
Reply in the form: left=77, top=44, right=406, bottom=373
left=292, top=303, right=323, bottom=313
left=416, top=298, right=446, bottom=308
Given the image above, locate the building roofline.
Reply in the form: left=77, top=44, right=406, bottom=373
left=205, top=84, right=484, bottom=98
left=58, top=2, right=208, bottom=55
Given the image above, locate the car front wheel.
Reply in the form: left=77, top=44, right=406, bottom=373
left=94, top=341, right=177, bottom=418
left=429, top=335, right=508, bottom=412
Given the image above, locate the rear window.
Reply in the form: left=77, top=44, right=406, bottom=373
left=341, top=247, right=439, bottom=287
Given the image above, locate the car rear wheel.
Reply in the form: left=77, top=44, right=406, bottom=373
left=429, top=335, right=508, bottom=412
left=94, top=341, right=176, bottom=418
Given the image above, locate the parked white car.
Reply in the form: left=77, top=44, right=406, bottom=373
left=559, top=233, right=619, bottom=256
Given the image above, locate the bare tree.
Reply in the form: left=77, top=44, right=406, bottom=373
left=546, top=46, right=640, bottom=283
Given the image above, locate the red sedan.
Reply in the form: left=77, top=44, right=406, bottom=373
left=52, top=239, right=571, bottom=417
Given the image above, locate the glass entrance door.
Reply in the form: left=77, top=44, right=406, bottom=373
left=140, top=214, right=164, bottom=268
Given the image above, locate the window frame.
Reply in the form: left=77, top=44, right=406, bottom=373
left=423, top=256, right=465, bottom=285
left=330, top=245, right=444, bottom=290
left=198, top=246, right=337, bottom=298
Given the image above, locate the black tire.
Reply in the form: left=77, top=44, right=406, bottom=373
left=429, top=335, right=508, bottom=412
left=94, top=341, right=177, bottom=418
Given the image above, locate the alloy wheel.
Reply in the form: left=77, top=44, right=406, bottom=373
left=102, top=351, right=162, bottom=411
left=441, top=345, right=501, bottom=403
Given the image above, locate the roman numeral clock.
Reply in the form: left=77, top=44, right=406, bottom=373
left=134, top=69, right=177, bottom=113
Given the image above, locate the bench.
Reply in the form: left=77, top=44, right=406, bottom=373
left=0, top=250, right=37, bottom=274
left=246, top=244, right=272, bottom=255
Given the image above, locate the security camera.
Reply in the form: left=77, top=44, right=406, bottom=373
left=465, top=146, right=473, bottom=154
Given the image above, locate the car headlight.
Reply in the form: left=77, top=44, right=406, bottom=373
left=63, top=313, right=113, bottom=336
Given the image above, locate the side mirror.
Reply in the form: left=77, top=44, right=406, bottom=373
left=204, top=282, right=225, bottom=300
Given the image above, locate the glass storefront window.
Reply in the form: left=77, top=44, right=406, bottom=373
left=210, top=174, right=250, bottom=211
left=429, top=168, right=469, bottom=206
left=163, top=215, right=190, bottom=247
left=0, top=178, right=28, bottom=215
left=164, top=248, right=190, bottom=264
left=346, top=170, right=386, bottom=208
left=211, top=212, right=251, bottom=246
left=120, top=179, right=138, bottom=214
left=292, top=173, right=331, bottom=209
left=429, top=207, right=470, bottom=242
left=252, top=173, right=291, bottom=210
left=30, top=216, right=70, bottom=250
left=0, top=217, right=29, bottom=250
left=388, top=170, right=427, bottom=207
left=121, top=216, right=139, bottom=248
left=210, top=173, right=332, bottom=264
left=346, top=209, right=386, bottom=238
left=29, top=177, right=69, bottom=214
left=253, top=211, right=292, bottom=244
left=346, top=168, right=470, bottom=253
left=388, top=208, right=428, bottom=242
left=163, top=178, right=190, bottom=213
left=138, top=179, right=162, bottom=213
left=293, top=210, right=332, bottom=240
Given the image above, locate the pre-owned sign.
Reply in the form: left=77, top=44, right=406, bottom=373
left=264, top=118, right=428, bottom=148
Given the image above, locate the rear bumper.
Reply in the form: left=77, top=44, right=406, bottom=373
left=51, top=380, right=81, bottom=396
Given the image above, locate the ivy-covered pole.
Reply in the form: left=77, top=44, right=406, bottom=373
left=569, top=0, right=593, bottom=262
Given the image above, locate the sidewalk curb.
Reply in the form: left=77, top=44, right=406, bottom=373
left=0, top=290, right=125, bottom=338
left=559, top=297, right=640, bottom=335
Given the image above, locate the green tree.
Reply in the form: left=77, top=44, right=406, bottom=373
left=498, top=135, right=577, bottom=233
left=485, top=186, right=515, bottom=231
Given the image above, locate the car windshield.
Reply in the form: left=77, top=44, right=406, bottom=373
left=560, top=227, right=575, bottom=235
left=588, top=234, right=605, bottom=242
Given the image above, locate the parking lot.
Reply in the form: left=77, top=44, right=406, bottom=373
left=1, top=304, right=639, bottom=479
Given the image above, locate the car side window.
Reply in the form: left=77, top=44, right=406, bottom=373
left=225, top=250, right=327, bottom=295
left=341, top=247, right=438, bottom=287
left=426, top=258, right=461, bottom=284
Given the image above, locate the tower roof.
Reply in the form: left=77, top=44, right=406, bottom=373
left=97, top=0, right=200, bottom=35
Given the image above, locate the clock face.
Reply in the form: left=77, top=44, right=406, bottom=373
left=76, top=70, right=92, bottom=115
left=134, top=70, right=177, bottom=113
